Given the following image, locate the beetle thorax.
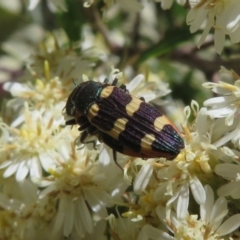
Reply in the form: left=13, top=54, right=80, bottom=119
left=72, top=81, right=103, bottom=114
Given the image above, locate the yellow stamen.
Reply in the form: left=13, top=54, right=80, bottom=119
left=49, top=168, right=61, bottom=178
left=182, top=124, right=191, bottom=143
left=44, top=60, right=50, bottom=81
left=20, top=128, right=28, bottom=138
left=36, top=79, right=44, bottom=90
left=220, top=82, right=238, bottom=91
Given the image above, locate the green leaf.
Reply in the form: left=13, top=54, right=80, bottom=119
left=136, top=27, right=193, bottom=66
left=56, top=0, right=87, bottom=42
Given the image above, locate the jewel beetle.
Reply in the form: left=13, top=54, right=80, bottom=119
left=65, top=78, right=184, bottom=162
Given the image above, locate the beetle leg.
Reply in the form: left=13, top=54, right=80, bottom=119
left=75, top=116, right=91, bottom=130
left=76, top=116, right=88, bottom=125
left=104, top=78, right=109, bottom=83
left=99, top=133, right=123, bottom=170
left=78, top=131, right=97, bottom=149
left=112, top=78, right=118, bottom=86
left=85, top=140, right=98, bottom=149
left=66, top=119, right=77, bottom=125
left=87, top=125, right=99, bottom=135
left=119, top=84, right=129, bottom=93
left=139, top=97, right=145, bottom=102
left=80, top=131, right=88, bottom=143
left=78, top=121, right=91, bottom=131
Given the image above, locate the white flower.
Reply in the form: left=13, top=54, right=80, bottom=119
left=153, top=104, right=222, bottom=218
left=220, top=146, right=240, bottom=163
left=156, top=104, right=216, bottom=216
left=203, top=71, right=240, bottom=123
left=0, top=103, right=74, bottom=181
left=139, top=185, right=240, bottom=239
left=37, top=144, right=127, bottom=238
left=0, top=178, right=56, bottom=240
left=203, top=67, right=240, bottom=147
left=3, top=32, right=90, bottom=125
left=156, top=162, right=206, bottom=220
left=133, top=159, right=154, bottom=194
left=4, top=78, right=67, bottom=126
left=121, top=103, right=218, bottom=224
left=187, top=0, right=240, bottom=54
left=215, top=157, right=240, bottom=199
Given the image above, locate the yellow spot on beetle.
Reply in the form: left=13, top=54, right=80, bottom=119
left=87, top=104, right=100, bottom=121
left=154, top=116, right=181, bottom=134
left=153, top=116, right=170, bottom=131
left=108, top=118, right=128, bottom=139
left=141, top=134, right=155, bottom=150
left=101, top=86, right=114, bottom=98
left=125, top=97, right=141, bottom=116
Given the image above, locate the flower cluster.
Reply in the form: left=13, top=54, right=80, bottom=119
left=0, top=31, right=174, bottom=239
left=25, top=0, right=240, bottom=54
left=2, top=0, right=240, bottom=238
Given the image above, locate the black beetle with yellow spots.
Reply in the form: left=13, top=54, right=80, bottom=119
left=65, top=79, right=184, bottom=162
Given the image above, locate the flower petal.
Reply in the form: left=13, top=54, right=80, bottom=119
left=134, top=163, right=153, bottom=194
left=217, top=214, right=240, bottom=236
left=3, top=162, right=19, bottom=178
left=190, top=176, right=206, bottom=205
left=16, top=160, right=29, bottom=181
left=176, top=183, right=189, bottom=219
left=200, top=185, right=214, bottom=223
left=77, top=196, right=93, bottom=233
left=215, top=163, right=240, bottom=178
left=217, top=181, right=240, bottom=197
left=63, top=200, right=74, bottom=236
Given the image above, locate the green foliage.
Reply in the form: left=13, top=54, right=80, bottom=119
left=0, top=7, right=25, bottom=43
left=56, top=0, right=87, bottom=42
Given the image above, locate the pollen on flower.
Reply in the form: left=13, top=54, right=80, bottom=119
left=0, top=103, right=73, bottom=181
left=44, top=60, right=50, bottom=80
left=187, top=0, right=240, bottom=53
left=17, top=117, right=55, bottom=152
left=44, top=148, right=99, bottom=198
left=172, top=216, right=207, bottom=239
left=4, top=68, right=69, bottom=112
left=35, top=143, right=123, bottom=238
left=219, top=81, right=238, bottom=92
left=176, top=143, right=213, bottom=175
